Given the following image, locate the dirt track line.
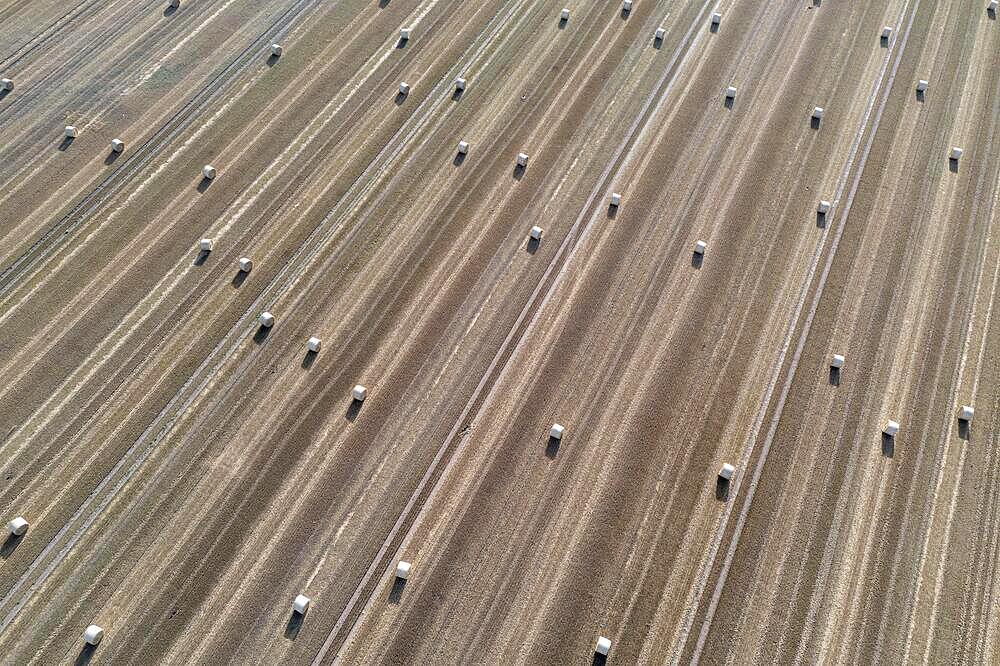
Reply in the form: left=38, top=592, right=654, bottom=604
left=0, top=0, right=316, bottom=300
left=0, top=0, right=532, bottom=638
left=319, top=2, right=718, bottom=662
left=681, top=0, right=922, bottom=660
left=971, top=406, right=1000, bottom=663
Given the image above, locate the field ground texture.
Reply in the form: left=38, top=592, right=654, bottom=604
left=0, top=0, right=997, bottom=664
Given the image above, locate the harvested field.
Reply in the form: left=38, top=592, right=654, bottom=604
left=0, top=0, right=997, bottom=664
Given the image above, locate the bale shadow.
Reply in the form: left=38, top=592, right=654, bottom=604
left=388, top=577, right=407, bottom=604
left=957, top=418, right=970, bottom=441
left=691, top=252, right=704, bottom=269
left=378, top=0, right=389, bottom=7
left=394, top=91, right=407, bottom=105
left=197, top=177, right=214, bottom=192
left=526, top=237, right=540, bottom=255
left=653, top=35, right=663, bottom=49
left=710, top=22, right=719, bottom=34
left=558, top=17, right=568, bottom=29
left=724, top=96, right=734, bottom=110
left=828, top=366, right=840, bottom=386
left=231, top=270, right=249, bottom=287
left=810, top=116, right=821, bottom=130
left=0, top=89, right=9, bottom=101
left=266, top=53, right=280, bottom=68
left=58, top=136, right=74, bottom=151
left=284, top=612, right=304, bottom=640
left=1, top=533, right=24, bottom=559
left=592, top=654, right=608, bottom=666
left=193, top=249, right=210, bottom=266
left=813, top=0, right=822, bottom=6
left=880, top=35, right=889, bottom=48
left=988, top=7, right=996, bottom=19
left=301, top=350, right=317, bottom=369
left=948, top=157, right=959, bottom=173
left=73, top=644, right=96, bottom=666
left=607, top=204, right=618, bottom=219
left=253, top=325, right=271, bottom=345
left=452, top=152, right=466, bottom=167
left=163, top=5, right=177, bottom=17
left=104, top=150, right=121, bottom=165
left=345, top=398, right=363, bottom=422
left=396, top=37, right=407, bottom=49
left=916, top=89, right=925, bottom=102
left=451, top=88, right=464, bottom=102
left=816, top=211, right=827, bottom=228
left=545, top=435, right=561, bottom=459
left=881, top=432, right=894, bottom=458
left=620, top=7, right=630, bottom=19
left=512, top=163, right=525, bottom=180
left=715, top=476, right=730, bottom=501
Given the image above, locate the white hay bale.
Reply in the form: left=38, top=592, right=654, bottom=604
left=396, top=561, right=411, bottom=580
left=623, top=0, right=632, bottom=10
left=352, top=384, right=367, bottom=402
left=8, top=517, right=28, bottom=536
left=271, top=43, right=283, bottom=57
left=549, top=423, right=565, bottom=440
left=561, top=8, right=570, bottom=20
left=517, top=152, right=529, bottom=167
left=831, top=353, right=845, bottom=369
left=596, top=636, right=612, bottom=656
left=610, top=192, right=621, bottom=207
left=400, top=27, right=411, bottom=41
left=65, top=125, right=78, bottom=138
left=694, top=240, right=707, bottom=255
left=958, top=405, right=974, bottom=422
left=655, top=27, right=666, bottom=40
left=455, top=77, right=466, bottom=91
left=1, top=78, right=13, bottom=91
left=239, top=257, right=253, bottom=273
left=530, top=226, right=544, bottom=240
left=292, top=594, right=311, bottom=615
left=725, top=86, right=737, bottom=99
left=111, top=139, right=125, bottom=153
left=83, top=625, right=104, bottom=646
left=881, top=26, right=893, bottom=39
left=719, top=463, right=735, bottom=480
left=202, top=164, right=217, bottom=180
left=916, top=79, right=928, bottom=92
left=817, top=200, right=831, bottom=214
left=812, top=106, right=824, bottom=120
left=307, top=337, right=322, bottom=353
left=883, top=420, right=899, bottom=437
left=199, top=238, right=213, bottom=252
left=950, top=146, right=963, bottom=160
left=259, top=311, right=275, bottom=328
left=711, top=12, right=722, bottom=25
left=457, top=140, right=469, bottom=155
